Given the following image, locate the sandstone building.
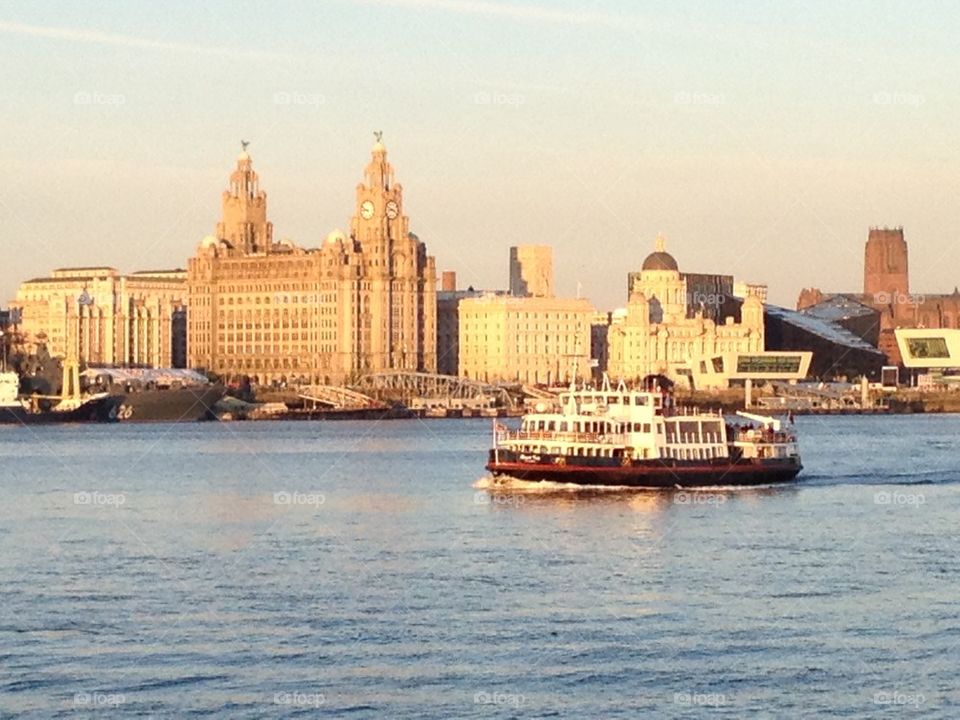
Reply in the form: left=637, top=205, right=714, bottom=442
left=458, top=294, right=594, bottom=384
left=187, top=139, right=436, bottom=385
left=10, top=268, right=186, bottom=367
left=606, top=237, right=764, bottom=385
left=436, top=271, right=507, bottom=377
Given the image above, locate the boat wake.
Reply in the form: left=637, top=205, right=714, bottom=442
left=798, top=470, right=960, bottom=487
left=472, top=475, right=792, bottom=494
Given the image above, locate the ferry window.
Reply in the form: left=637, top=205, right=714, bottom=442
left=607, top=396, right=618, bottom=404
left=548, top=421, right=556, bottom=431
left=643, top=423, right=651, bottom=433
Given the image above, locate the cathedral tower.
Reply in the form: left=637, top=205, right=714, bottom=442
left=217, top=143, right=273, bottom=254
left=864, top=227, right=909, bottom=302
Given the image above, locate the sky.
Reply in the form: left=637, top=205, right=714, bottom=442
left=1, top=0, right=958, bottom=311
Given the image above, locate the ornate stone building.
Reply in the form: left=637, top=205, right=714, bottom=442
left=10, top=268, right=187, bottom=367
left=187, top=138, right=437, bottom=385
left=606, top=237, right=764, bottom=385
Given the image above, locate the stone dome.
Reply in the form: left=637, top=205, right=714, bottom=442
left=325, top=229, right=347, bottom=245
left=641, top=251, right=678, bottom=272
left=641, top=233, right=678, bottom=271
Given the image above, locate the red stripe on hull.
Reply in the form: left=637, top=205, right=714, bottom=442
left=486, top=458, right=802, bottom=488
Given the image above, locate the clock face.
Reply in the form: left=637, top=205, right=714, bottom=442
left=385, top=200, right=399, bottom=219
left=360, top=200, right=375, bottom=220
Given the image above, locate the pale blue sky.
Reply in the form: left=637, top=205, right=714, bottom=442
left=1, top=0, right=957, bottom=310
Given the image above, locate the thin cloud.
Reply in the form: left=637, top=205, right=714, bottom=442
left=362, top=0, right=632, bottom=28
left=0, top=20, right=294, bottom=61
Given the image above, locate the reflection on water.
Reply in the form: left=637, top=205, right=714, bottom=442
left=0, top=416, right=958, bottom=718
left=475, top=474, right=799, bottom=512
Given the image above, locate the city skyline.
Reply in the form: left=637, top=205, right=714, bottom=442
left=2, top=0, right=959, bottom=311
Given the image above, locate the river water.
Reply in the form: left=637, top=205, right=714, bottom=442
left=0, top=415, right=957, bottom=718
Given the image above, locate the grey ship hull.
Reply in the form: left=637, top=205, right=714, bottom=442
left=115, top=385, right=225, bottom=423
left=0, top=395, right=123, bottom=425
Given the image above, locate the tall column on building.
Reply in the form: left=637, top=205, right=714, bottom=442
left=217, top=143, right=273, bottom=254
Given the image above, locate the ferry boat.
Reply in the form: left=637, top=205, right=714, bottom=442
left=486, top=378, right=802, bottom=488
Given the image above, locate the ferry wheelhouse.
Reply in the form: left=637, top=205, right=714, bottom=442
left=487, top=379, right=802, bottom=488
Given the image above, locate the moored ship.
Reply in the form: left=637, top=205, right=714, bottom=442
left=84, top=368, right=225, bottom=422
left=0, top=367, right=122, bottom=425
left=486, top=378, right=802, bottom=488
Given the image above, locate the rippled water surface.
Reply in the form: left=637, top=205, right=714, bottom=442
left=1, top=415, right=958, bottom=718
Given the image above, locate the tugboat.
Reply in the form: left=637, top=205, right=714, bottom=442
left=486, top=377, right=802, bottom=488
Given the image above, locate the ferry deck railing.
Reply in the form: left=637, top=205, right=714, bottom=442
left=498, top=429, right=619, bottom=445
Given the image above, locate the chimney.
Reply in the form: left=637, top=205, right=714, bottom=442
left=441, top=271, right=457, bottom=292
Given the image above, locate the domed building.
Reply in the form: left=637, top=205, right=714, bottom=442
left=640, top=240, right=679, bottom=272
left=606, top=236, right=765, bottom=388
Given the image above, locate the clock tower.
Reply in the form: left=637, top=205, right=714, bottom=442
left=350, top=132, right=408, bottom=256
left=348, top=133, right=436, bottom=373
